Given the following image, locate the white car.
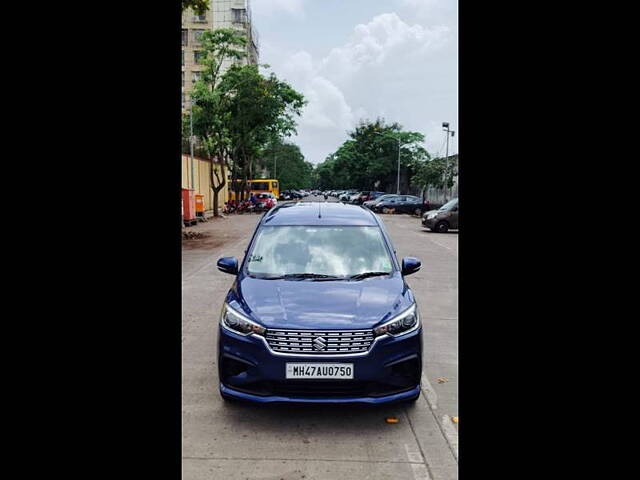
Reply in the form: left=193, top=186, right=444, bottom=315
left=349, top=193, right=362, bottom=203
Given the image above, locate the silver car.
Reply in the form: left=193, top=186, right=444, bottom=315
left=422, top=198, right=459, bottom=233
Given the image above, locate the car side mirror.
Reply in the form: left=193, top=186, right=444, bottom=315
left=217, top=257, right=238, bottom=275
left=402, top=257, right=421, bottom=276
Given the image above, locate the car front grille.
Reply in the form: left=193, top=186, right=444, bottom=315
left=264, top=329, right=375, bottom=354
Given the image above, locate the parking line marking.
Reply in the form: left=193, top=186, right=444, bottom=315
left=426, top=237, right=457, bottom=255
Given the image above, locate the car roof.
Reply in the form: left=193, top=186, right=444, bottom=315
left=262, top=202, right=379, bottom=226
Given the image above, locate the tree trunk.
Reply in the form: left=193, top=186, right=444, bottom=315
left=210, top=156, right=226, bottom=217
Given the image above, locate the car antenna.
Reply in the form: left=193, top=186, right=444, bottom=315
left=318, top=202, right=322, bottom=218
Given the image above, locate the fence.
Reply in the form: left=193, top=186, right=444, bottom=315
left=181, top=154, right=228, bottom=215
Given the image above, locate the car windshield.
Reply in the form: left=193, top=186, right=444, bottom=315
left=439, top=198, right=458, bottom=211
left=246, top=226, right=394, bottom=277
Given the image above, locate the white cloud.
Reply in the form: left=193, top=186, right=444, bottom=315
left=320, top=13, right=449, bottom=86
left=270, top=51, right=356, bottom=162
left=262, top=11, right=455, bottom=164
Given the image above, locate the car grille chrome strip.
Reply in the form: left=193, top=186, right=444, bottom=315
left=264, top=329, right=375, bottom=354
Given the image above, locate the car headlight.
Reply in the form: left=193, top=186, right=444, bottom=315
left=374, top=304, right=420, bottom=337
left=220, top=303, right=266, bottom=336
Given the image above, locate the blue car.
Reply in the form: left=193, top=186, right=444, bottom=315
left=216, top=202, right=423, bottom=404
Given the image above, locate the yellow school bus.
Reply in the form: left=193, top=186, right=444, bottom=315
left=229, top=179, right=280, bottom=201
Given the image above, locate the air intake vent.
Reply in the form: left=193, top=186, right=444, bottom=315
left=265, top=329, right=374, bottom=354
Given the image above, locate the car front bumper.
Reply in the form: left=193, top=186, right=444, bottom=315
left=218, top=325, right=422, bottom=404
left=422, top=216, right=436, bottom=227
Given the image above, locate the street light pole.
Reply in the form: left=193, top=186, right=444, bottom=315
left=396, top=137, right=401, bottom=195
left=442, top=122, right=455, bottom=201
left=273, top=146, right=277, bottom=179
left=190, top=96, right=195, bottom=190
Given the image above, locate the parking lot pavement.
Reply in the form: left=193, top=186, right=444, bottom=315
left=182, top=198, right=458, bottom=480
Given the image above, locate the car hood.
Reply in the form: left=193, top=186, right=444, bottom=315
left=230, top=273, right=413, bottom=330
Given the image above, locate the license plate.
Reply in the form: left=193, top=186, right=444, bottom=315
left=286, top=363, right=354, bottom=379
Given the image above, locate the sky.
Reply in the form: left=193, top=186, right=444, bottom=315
left=250, top=0, right=458, bottom=165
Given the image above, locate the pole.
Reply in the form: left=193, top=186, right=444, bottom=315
left=396, top=137, right=401, bottom=195
left=190, top=96, right=195, bottom=190
left=274, top=146, right=277, bottom=179
left=444, top=126, right=449, bottom=201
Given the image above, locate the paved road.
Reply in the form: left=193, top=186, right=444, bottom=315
left=182, top=196, right=458, bottom=480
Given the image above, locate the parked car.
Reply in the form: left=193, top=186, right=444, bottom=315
left=422, top=198, right=458, bottom=233
left=363, top=194, right=398, bottom=209
left=351, top=191, right=369, bottom=205
left=216, top=202, right=423, bottom=404
left=348, top=192, right=363, bottom=204
left=373, top=195, right=424, bottom=215
left=354, top=191, right=385, bottom=204
left=255, top=192, right=278, bottom=210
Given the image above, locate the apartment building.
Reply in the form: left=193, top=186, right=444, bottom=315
left=181, top=0, right=259, bottom=113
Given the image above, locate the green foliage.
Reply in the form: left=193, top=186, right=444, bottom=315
left=411, top=155, right=458, bottom=191
left=189, top=29, right=248, bottom=160
left=260, top=139, right=313, bottom=191
left=314, top=118, right=429, bottom=192
left=186, top=28, right=306, bottom=205
left=203, top=63, right=305, bottom=191
left=182, top=0, right=208, bottom=15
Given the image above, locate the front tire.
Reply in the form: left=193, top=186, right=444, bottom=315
left=435, top=221, right=449, bottom=233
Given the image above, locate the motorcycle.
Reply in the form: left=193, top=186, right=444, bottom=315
left=223, top=201, right=237, bottom=214
left=239, top=200, right=260, bottom=214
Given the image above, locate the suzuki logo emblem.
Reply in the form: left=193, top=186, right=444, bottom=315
left=313, top=337, right=327, bottom=351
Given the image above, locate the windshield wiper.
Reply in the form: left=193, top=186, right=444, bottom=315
left=282, top=273, right=345, bottom=281
left=348, top=271, right=391, bottom=280
left=249, top=273, right=286, bottom=280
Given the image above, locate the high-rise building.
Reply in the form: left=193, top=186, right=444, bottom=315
left=181, top=0, right=259, bottom=113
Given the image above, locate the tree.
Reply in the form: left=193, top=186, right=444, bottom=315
left=182, top=0, right=208, bottom=15
left=315, top=118, right=429, bottom=193
left=189, top=29, right=247, bottom=216
left=217, top=64, right=305, bottom=201
left=260, top=139, right=313, bottom=191
left=412, top=155, right=458, bottom=199
left=314, top=155, right=338, bottom=190
left=189, top=29, right=305, bottom=210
